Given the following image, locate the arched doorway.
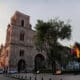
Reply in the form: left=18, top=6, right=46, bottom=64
left=34, top=54, right=45, bottom=72
left=18, top=59, right=26, bottom=73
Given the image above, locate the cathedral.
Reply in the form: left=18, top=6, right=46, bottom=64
left=0, top=11, right=47, bottom=72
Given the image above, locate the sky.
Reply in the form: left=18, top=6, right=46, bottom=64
left=0, top=0, right=80, bottom=46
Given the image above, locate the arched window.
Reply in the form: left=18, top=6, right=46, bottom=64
left=20, top=50, right=24, bottom=57
left=21, top=20, right=24, bottom=27
left=20, top=32, right=24, bottom=41
left=34, top=54, right=45, bottom=72
left=6, top=50, right=8, bottom=57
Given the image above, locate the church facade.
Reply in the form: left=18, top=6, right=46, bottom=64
left=0, top=11, right=47, bottom=72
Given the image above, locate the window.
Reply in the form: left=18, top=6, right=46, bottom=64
left=21, top=20, right=24, bottom=27
left=6, top=50, right=8, bottom=57
left=20, top=50, right=24, bottom=56
left=6, top=30, right=10, bottom=42
left=20, top=32, right=24, bottom=41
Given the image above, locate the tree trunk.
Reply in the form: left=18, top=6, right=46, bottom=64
left=52, top=61, right=56, bottom=74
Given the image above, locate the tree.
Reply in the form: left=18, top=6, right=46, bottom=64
left=35, top=18, right=72, bottom=74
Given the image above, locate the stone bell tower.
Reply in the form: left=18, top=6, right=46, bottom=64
left=5, top=11, right=36, bottom=72
left=4, top=11, right=47, bottom=72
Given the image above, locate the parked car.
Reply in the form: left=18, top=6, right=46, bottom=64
left=0, top=68, right=3, bottom=74
left=66, top=61, right=80, bottom=71
left=8, top=70, right=17, bottom=74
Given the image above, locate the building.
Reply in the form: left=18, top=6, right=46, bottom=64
left=0, top=11, right=47, bottom=72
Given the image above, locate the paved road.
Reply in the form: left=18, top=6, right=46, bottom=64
left=11, top=73, right=80, bottom=80
left=0, top=74, right=18, bottom=80
left=0, top=73, right=80, bottom=80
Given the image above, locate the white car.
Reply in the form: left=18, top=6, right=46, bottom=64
left=8, top=70, right=17, bottom=74
left=66, top=61, right=80, bottom=71
left=0, top=69, right=3, bottom=73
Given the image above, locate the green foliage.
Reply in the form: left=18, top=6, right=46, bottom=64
left=35, top=18, right=72, bottom=73
left=35, top=19, right=71, bottom=51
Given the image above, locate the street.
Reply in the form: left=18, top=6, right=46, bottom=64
left=0, top=73, right=80, bottom=80
left=2, top=73, right=80, bottom=80
left=0, top=74, right=17, bottom=80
